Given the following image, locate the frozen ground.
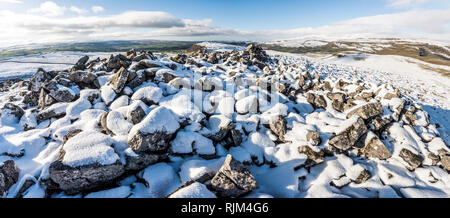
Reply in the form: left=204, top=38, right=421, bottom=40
left=266, top=51, right=450, bottom=146
left=0, top=42, right=449, bottom=198
left=0, top=52, right=113, bottom=81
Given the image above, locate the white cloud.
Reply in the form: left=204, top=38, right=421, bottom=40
left=70, top=6, right=87, bottom=15
left=92, top=6, right=105, bottom=13
left=0, top=0, right=22, bottom=3
left=0, top=8, right=449, bottom=47
left=387, top=0, right=430, bottom=8
left=28, top=1, right=66, bottom=17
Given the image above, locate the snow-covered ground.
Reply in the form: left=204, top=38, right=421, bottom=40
left=267, top=37, right=450, bottom=50
left=0, top=42, right=449, bottom=198
left=266, top=51, right=450, bottom=145
left=0, top=52, right=113, bottom=81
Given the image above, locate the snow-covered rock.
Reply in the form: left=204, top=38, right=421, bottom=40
left=1, top=43, right=449, bottom=199
left=131, top=86, right=162, bottom=105
left=128, top=106, right=180, bottom=153
left=169, top=182, right=216, bottom=198
left=48, top=131, right=124, bottom=194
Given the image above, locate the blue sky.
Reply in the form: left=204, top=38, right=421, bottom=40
left=0, top=0, right=449, bottom=45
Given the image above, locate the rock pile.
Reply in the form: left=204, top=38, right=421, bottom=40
left=0, top=42, right=448, bottom=198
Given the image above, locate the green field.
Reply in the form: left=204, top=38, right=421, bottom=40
left=0, top=40, right=200, bottom=58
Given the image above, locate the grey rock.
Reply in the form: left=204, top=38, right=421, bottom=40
left=207, top=54, right=219, bottom=64
left=210, top=155, right=257, bottom=198
left=109, top=67, right=130, bottom=94
left=329, top=118, right=368, bottom=150
left=132, top=54, right=150, bottom=62
left=332, top=100, right=345, bottom=112
left=138, top=60, right=161, bottom=69
left=370, top=116, right=392, bottom=131
left=125, top=153, right=166, bottom=171
left=207, top=120, right=233, bottom=142
left=428, top=153, right=440, bottom=166
left=187, top=44, right=207, bottom=55
left=335, top=79, right=350, bottom=91
left=399, top=149, right=424, bottom=170
left=128, top=105, right=146, bottom=124
left=72, top=56, right=89, bottom=71
left=46, top=84, right=78, bottom=103
left=170, top=54, right=187, bottom=64
left=38, top=89, right=56, bottom=109
left=356, top=92, right=374, bottom=101
left=298, top=145, right=325, bottom=164
left=230, top=129, right=243, bottom=146
left=327, top=92, right=346, bottom=103
left=322, top=81, right=333, bottom=91
left=0, top=160, right=20, bottom=196
left=68, top=71, right=97, bottom=84
left=99, top=112, right=113, bottom=135
left=347, top=102, right=383, bottom=120
left=354, top=169, right=371, bottom=184
left=15, top=179, right=36, bottom=198
left=29, top=68, right=54, bottom=93
left=107, top=54, right=129, bottom=70
left=76, top=55, right=89, bottom=66
left=2, top=103, right=24, bottom=120
left=48, top=161, right=124, bottom=195
left=22, top=91, right=39, bottom=107
left=128, top=131, right=176, bottom=153
left=62, top=129, right=82, bottom=144
left=270, top=115, right=287, bottom=141
left=37, top=105, right=67, bottom=121
left=306, top=93, right=327, bottom=109
left=160, top=71, right=178, bottom=83
left=328, top=92, right=347, bottom=112
left=384, top=93, right=399, bottom=100
left=306, top=131, right=321, bottom=146
left=441, top=154, right=450, bottom=171
left=126, top=71, right=145, bottom=89
left=404, top=106, right=418, bottom=125
left=361, top=135, right=392, bottom=160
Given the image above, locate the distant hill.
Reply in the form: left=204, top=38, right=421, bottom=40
left=0, top=40, right=249, bottom=59
left=263, top=38, right=450, bottom=73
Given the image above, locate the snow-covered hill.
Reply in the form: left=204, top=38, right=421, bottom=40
left=0, top=42, right=449, bottom=198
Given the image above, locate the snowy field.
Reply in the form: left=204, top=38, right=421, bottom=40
left=266, top=51, right=450, bottom=146
left=0, top=52, right=113, bottom=81
left=0, top=42, right=449, bottom=198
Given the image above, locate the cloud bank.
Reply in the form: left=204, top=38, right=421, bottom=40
left=0, top=0, right=449, bottom=47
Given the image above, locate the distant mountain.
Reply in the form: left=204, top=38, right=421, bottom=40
left=263, top=38, right=450, bottom=71
left=0, top=40, right=249, bottom=59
